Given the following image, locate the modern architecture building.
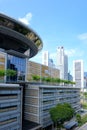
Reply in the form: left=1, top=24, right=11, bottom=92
left=68, top=71, right=73, bottom=81
left=0, top=13, right=81, bottom=130
left=0, top=13, right=43, bottom=130
left=49, top=58, right=55, bottom=68
left=57, top=46, right=68, bottom=80
left=0, top=13, right=43, bottom=83
left=0, top=84, right=22, bottom=130
left=27, top=61, right=60, bottom=81
left=42, top=51, right=49, bottom=66
left=84, top=72, right=87, bottom=91
left=73, top=60, right=84, bottom=91
left=24, top=84, right=81, bottom=129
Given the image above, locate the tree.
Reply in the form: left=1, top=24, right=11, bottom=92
left=50, top=103, right=74, bottom=130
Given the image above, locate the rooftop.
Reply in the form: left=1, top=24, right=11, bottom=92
left=0, top=13, right=43, bottom=58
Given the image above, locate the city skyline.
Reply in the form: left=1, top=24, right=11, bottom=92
left=0, top=5, right=85, bottom=130
left=1, top=0, right=87, bottom=74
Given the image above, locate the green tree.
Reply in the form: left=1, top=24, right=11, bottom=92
left=50, top=103, right=74, bottom=129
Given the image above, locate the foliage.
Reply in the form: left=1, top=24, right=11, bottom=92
left=81, top=114, right=87, bottom=125
left=50, top=103, right=74, bottom=129
left=32, top=75, right=40, bottom=81
left=0, top=69, right=16, bottom=77
left=6, top=69, right=16, bottom=76
left=31, top=75, right=76, bottom=85
left=45, top=77, right=51, bottom=82
left=0, top=70, right=5, bottom=76
left=41, top=77, right=46, bottom=82
left=81, top=102, right=87, bottom=109
left=76, top=114, right=87, bottom=126
left=83, top=92, right=87, bottom=98
left=76, top=114, right=81, bottom=124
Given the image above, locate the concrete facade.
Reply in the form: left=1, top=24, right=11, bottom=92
left=0, top=84, right=22, bottom=130
left=0, top=13, right=43, bottom=130
left=27, top=61, right=60, bottom=81
left=24, top=83, right=81, bottom=128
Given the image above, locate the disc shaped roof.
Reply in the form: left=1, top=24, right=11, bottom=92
left=0, top=13, right=43, bottom=58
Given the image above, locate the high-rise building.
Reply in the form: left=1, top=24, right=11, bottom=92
left=57, top=46, right=68, bottom=80
left=73, top=60, right=84, bottom=91
left=83, top=72, right=87, bottom=91
left=68, top=71, right=73, bottom=81
left=42, top=51, right=49, bottom=66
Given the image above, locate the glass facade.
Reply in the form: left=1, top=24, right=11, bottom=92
left=7, top=54, right=26, bottom=82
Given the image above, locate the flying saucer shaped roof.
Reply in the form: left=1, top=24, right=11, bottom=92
left=0, top=13, right=43, bottom=58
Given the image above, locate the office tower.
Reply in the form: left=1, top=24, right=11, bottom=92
left=84, top=72, right=87, bottom=91
left=42, top=51, right=49, bottom=66
left=68, top=71, right=73, bottom=81
left=73, top=60, right=84, bottom=91
left=57, top=46, right=68, bottom=80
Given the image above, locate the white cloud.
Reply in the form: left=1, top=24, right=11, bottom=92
left=18, top=12, right=32, bottom=25
left=65, top=49, right=76, bottom=57
left=65, top=48, right=84, bottom=57
left=78, top=33, right=87, bottom=40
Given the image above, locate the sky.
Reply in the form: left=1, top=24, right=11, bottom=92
left=1, top=0, right=87, bottom=74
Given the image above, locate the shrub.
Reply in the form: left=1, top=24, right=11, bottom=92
left=76, top=114, right=81, bottom=124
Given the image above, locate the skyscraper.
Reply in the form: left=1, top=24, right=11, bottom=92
left=57, top=46, right=68, bottom=80
left=73, top=60, right=84, bottom=91
left=42, top=51, right=49, bottom=66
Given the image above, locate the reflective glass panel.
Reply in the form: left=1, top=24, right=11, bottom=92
left=7, top=54, right=26, bottom=82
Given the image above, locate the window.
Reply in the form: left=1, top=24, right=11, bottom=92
left=7, top=54, right=26, bottom=82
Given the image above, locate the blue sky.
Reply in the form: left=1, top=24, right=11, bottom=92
left=1, top=0, right=87, bottom=74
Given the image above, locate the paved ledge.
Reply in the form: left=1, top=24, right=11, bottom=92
left=77, top=123, right=87, bottom=130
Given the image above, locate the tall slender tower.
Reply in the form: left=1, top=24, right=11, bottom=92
left=73, top=60, right=84, bottom=90
left=57, top=46, right=68, bottom=80
left=42, top=51, right=49, bottom=66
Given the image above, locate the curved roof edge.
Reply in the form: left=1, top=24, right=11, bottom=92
left=0, top=13, right=43, bottom=58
